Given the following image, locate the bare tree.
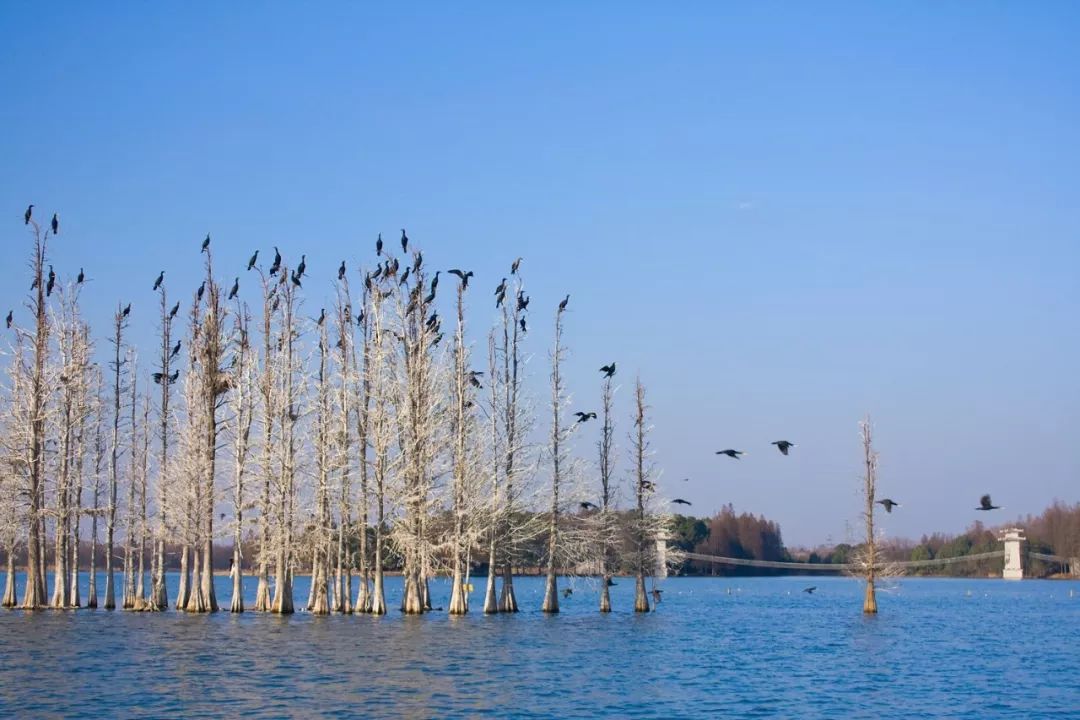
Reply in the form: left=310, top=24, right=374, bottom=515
left=104, top=305, right=131, bottom=610
left=151, top=283, right=178, bottom=610
left=597, top=366, right=617, bottom=612
left=228, top=304, right=255, bottom=613
left=860, top=416, right=878, bottom=614
left=253, top=270, right=280, bottom=612
left=122, top=355, right=139, bottom=609
left=631, top=379, right=651, bottom=613
left=448, top=272, right=478, bottom=614
left=87, top=372, right=106, bottom=609
left=309, top=309, right=332, bottom=615
left=332, top=276, right=357, bottom=614
left=541, top=300, right=570, bottom=613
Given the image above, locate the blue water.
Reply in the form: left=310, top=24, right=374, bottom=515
left=1, top=573, right=1078, bottom=718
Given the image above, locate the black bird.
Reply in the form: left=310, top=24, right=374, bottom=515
left=272, top=296, right=280, bottom=312
left=5, top=310, right=12, bottom=329
left=672, top=498, right=692, bottom=506
left=574, top=411, right=598, bottom=423
left=46, top=265, right=55, bottom=296
left=433, top=333, right=443, bottom=346
left=31, top=275, right=39, bottom=290
left=376, top=234, right=383, bottom=256
left=356, top=309, right=365, bottom=325
left=641, top=480, right=656, bottom=492
left=520, top=317, right=527, bottom=333
left=424, top=291, right=436, bottom=305
left=171, top=340, right=181, bottom=358
left=511, top=257, right=522, bottom=275
left=580, top=501, right=598, bottom=511
left=269, top=246, right=282, bottom=276
left=772, top=440, right=796, bottom=456
left=877, top=498, right=900, bottom=513
left=517, top=292, right=530, bottom=311
left=400, top=229, right=409, bottom=254
left=976, top=494, right=1000, bottom=511
left=413, top=251, right=423, bottom=273
left=296, top=254, right=307, bottom=278
left=291, top=271, right=302, bottom=288
left=495, top=278, right=506, bottom=296
left=558, top=294, right=569, bottom=312
left=803, top=586, right=817, bottom=594
left=563, top=588, right=573, bottom=599
left=169, top=369, right=179, bottom=382
left=600, top=363, right=616, bottom=378
left=197, top=281, right=206, bottom=302
left=77, top=268, right=84, bottom=284
left=317, top=308, right=326, bottom=326
left=430, top=271, right=441, bottom=293
left=228, top=277, right=239, bottom=300
left=153, top=271, right=164, bottom=291
left=51, top=213, right=59, bottom=235
left=651, top=588, right=663, bottom=604
left=448, top=269, right=473, bottom=289
left=122, top=303, right=131, bottom=318
left=152, top=372, right=164, bottom=384
left=24, top=204, right=33, bottom=224
left=338, top=261, right=346, bottom=280
left=201, top=234, right=210, bottom=253
left=399, top=266, right=410, bottom=285
left=169, top=301, right=180, bottom=319
left=247, top=250, right=259, bottom=271
left=371, top=265, right=383, bottom=281
left=469, top=374, right=483, bottom=389
left=426, top=311, right=438, bottom=328
left=716, top=449, right=745, bottom=459
left=496, top=290, right=506, bottom=309
left=606, top=578, right=617, bottom=587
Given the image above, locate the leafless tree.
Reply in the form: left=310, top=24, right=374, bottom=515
left=596, top=367, right=618, bottom=612
left=541, top=300, right=571, bottom=613
left=104, top=305, right=131, bottom=610
left=150, top=283, right=178, bottom=610
left=228, top=303, right=255, bottom=613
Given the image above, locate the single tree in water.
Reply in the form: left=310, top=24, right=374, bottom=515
left=631, top=378, right=651, bottom=613
left=448, top=269, right=478, bottom=615
left=860, top=417, right=878, bottom=614
left=150, top=281, right=177, bottom=610
left=253, top=270, right=280, bottom=612
left=332, top=279, right=357, bottom=614
left=309, top=309, right=332, bottom=615
left=228, top=304, right=255, bottom=613
left=597, top=366, right=617, bottom=612
left=541, top=299, right=571, bottom=613
left=104, top=304, right=131, bottom=610
left=122, top=356, right=140, bottom=609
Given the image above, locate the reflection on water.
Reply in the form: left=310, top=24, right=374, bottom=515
left=1, top=574, right=1078, bottom=718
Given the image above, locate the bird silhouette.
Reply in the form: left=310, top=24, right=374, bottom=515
left=317, top=308, right=326, bottom=326
left=201, top=234, right=210, bottom=253
left=716, top=449, right=745, bottom=459
left=169, top=369, right=179, bottom=382
left=651, top=588, right=663, bottom=604
left=426, top=311, right=438, bottom=328
left=152, top=372, right=164, bottom=384
left=153, top=271, right=164, bottom=291
left=338, top=261, right=346, bottom=281
left=291, top=271, right=302, bottom=288
left=430, top=271, right=441, bottom=293
left=77, top=268, right=84, bottom=284
left=247, top=250, right=259, bottom=271
left=672, top=498, right=692, bottom=506
left=24, top=204, right=33, bottom=225
left=600, top=363, right=616, bottom=378
left=400, top=229, right=409, bottom=254
left=877, top=498, right=900, bottom=513
left=5, top=310, right=12, bottom=329
left=197, top=281, right=205, bottom=302
left=520, top=317, right=527, bottom=333
left=228, top=277, right=239, bottom=300
left=772, top=440, right=795, bottom=456
left=641, top=480, right=656, bottom=492
left=558, top=294, right=569, bottom=312
left=448, top=269, right=473, bottom=289
left=516, top=293, right=530, bottom=311
left=376, top=234, right=383, bottom=256
left=496, top=290, right=506, bottom=309
left=976, top=494, right=1000, bottom=511
left=495, top=278, right=506, bottom=296
left=122, top=303, right=131, bottom=318
left=51, top=213, right=59, bottom=235
left=574, top=411, right=597, bottom=423
left=399, top=266, right=410, bottom=285
left=413, top=251, right=423, bottom=273
left=579, top=501, right=598, bottom=511
left=563, top=588, right=573, bottom=599
left=424, top=290, right=436, bottom=305
left=46, top=266, right=55, bottom=297
left=169, top=301, right=180, bottom=319
left=356, top=309, right=365, bottom=325
left=296, top=254, right=307, bottom=278
left=511, top=257, right=522, bottom=275
left=803, top=586, right=817, bottom=594
left=269, top=246, right=282, bottom=276
left=171, top=340, right=181, bottom=358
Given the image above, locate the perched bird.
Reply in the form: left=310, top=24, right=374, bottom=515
left=563, top=588, right=573, bottom=599
left=574, top=411, right=597, bottom=423
left=496, top=290, right=506, bottom=309
left=228, top=277, right=239, bottom=300
left=291, top=271, right=303, bottom=288
left=153, top=270, right=164, bottom=291
left=448, top=269, right=473, bottom=289
left=580, top=501, right=598, bottom=511
left=338, top=261, right=346, bottom=281
left=772, top=440, right=796, bottom=456
left=400, top=229, right=409, bottom=254
left=516, top=293, right=530, bottom=312
left=152, top=372, right=164, bottom=384
left=716, top=449, right=745, bottom=459
left=51, top=213, right=59, bottom=235
left=600, top=363, right=616, bottom=378
left=169, top=369, right=179, bottom=382
left=672, top=498, right=692, bottom=506
left=46, top=265, right=55, bottom=296
left=169, top=301, right=180, bottom=319
left=296, top=254, right=307, bottom=278
left=976, top=494, right=1000, bottom=511
left=247, top=250, right=259, bottom=271
left=201, top=234, right=211, bottom=253
left=317, top=308, right=326, bottom=326
left=356, top=309, right=365, bottom=325
left=197, top=281, right=206, bottom=302
left=413, top=251, right=423, bottom=273
left=558, top=294, right=569, bottom=312
left=424, top=290, right=436, bottom=305
left=426, top=311, right=438, bottom=328
left=376, top=234, right=383, bottom=256
left=520, top=317, right=527, bottom=333
left=877, top=498, right=900, bottom=513
left=606, top=578, right=617, bottom=587
left=803, top=586, right=817, bottom=594
left=430, top=271, right=441, bottom=293
left=494, top=278, right=506, bottom=296
left=269, top=246, right=282, bottom=276
left=5, top=310, right=12, bottom=329
left=511, top=257, right=522, bottom=275
left=24, top=204, right=33, bottom=225
left=469, top=373, right=483, bottom=389
left=77, top=268, right=85, bottom=284
left=122, top=303, right=131, bottom=318
left=171, top=340, right=181, bottom=358
left=399, top=266, right=410, bottom=285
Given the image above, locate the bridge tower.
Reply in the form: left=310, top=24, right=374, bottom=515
left=1000, top=527, right=1025, bottom=580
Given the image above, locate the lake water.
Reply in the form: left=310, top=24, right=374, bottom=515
left=1, top=573, right=1078, bottom=718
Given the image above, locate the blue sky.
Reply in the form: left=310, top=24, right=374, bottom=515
left=2, top=2, right=1078, bottom=545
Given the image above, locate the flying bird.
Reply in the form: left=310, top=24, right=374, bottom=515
left=376, top=234, right=383, bottom=256
left=400, top=229, right=409, bottom=253
left=716, top=449, right=745, bottom=459
left=511, top=257, right=522, bottom=275
left=877, top=498, right=900, bottom=513
left=247, top=250, right=259, bottom=271
left=803, top=586, right=817, bottom=594
left=24, top=204, right=33, bottom=225
left=338, top=261, right=346, bottom=281
left=976, top=494, right=1000, bottom=511
left=772, top=440, right=796, bottom=456
left=574, top=411, right=597, bottom=423
left=153, top=271, right=164, bottom=291
left=600, top=363, right=616, bottom=378
left=672, top=498, right=692, bottom=506
left=558, top=294, right=569, bottom=312
left=579, top=501, right=598, bottom=511
left=201, top=234, right=210, bottom=253
left=51, top=213, right=59, bottom=235
left=77, top=268, right=84, bottom=284
left=152, top=372, right=164, bottom=384
left=228, top=277, right=239, bottom=300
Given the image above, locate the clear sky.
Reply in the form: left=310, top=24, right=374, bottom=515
left=2, top=2, right=1077, bottom=546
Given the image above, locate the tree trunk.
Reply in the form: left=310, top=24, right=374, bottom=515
left=175, top=543, right=190, bottom=610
